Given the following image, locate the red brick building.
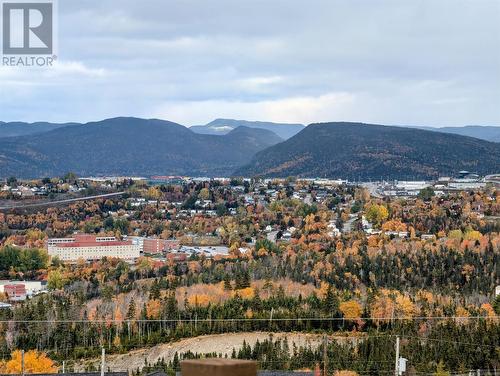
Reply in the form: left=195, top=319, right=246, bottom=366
left=167, top=252, right=188, bottom=262
left=4, top=284, right=26, bottom=301
left=143, top=238, right=179, bottom=254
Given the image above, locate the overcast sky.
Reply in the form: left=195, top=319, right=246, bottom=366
left=1, top=0, right=499, bottom=126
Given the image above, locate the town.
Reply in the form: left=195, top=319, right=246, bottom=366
left=0, top=173, right=498, bottom=376
left=2, top=0, right=499, bottom=374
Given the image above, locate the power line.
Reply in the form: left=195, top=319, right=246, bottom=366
left=399, top=334, right=499, bottom=349
left=0, top=315, right=497, bottom=323
left=0, top=335, right=396, bottom=358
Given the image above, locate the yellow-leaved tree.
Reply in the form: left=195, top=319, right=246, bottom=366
left=334, top=371, right=359, bottom=376
left=146, top=299, right=162, bottom=319
left=0, top=350, right=57, bottom=374
left=366, top=204, right=389, bottom=226
left=339, top=300, right=363, bottom=320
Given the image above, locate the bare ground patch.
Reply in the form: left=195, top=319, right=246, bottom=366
left=75, top=332, right=362, bottom=372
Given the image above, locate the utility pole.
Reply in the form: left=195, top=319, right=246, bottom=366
left=323, top=334, right=328, bottom=376
left=21, top=350, right=25, bottom=376
left=101, top=347, right=105, bottom=376
left=394, top=336, right=400, bottom=376
left=62, top=360, right=65, bottom=374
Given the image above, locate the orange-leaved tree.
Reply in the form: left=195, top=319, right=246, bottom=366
left=146, top=299, right=162, bottom=319
left=339, top=300, right=363, bottom=320
left=0, top=350, right=57, bottom=374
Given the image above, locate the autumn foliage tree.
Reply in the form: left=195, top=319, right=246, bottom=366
left=366, top=204, right=388, bottom=226
left=146, top=299, right=162, bottom=319
left=339, top=300, right=362, bottom=320
left=0, top=350, right=57, bottom=374
left=381, top=220, right=407, bottom=232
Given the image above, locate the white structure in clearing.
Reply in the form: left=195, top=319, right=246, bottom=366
left=47, top=234, right=140, bottom=262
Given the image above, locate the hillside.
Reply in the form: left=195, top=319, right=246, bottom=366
left=236, top=122, right=500, bottom=179
left=415, top=125, right=500, bottom=143
left=190, top=118, right=305, bottom=139
left=0, top=121, right=73, bottom=138
left=76, top=332, right=335, bottom=372
left=0, top=117, right=283, bottom=178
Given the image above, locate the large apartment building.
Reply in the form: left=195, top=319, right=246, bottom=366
left=47, top=234, right=140, bottom=262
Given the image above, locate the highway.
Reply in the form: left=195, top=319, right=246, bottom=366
left=0, top=191, right=126, bottom=210
left=361, top=182, right=383, bottom=198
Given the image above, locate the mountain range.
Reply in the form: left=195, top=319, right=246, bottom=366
left=0, top=121, right=73, bottom=137
left=0, top=118, right=499, bottom=179
left=0, top=117, right=283, bottom=178
left=236, top=122, right=500, bottom=179
left=190, top=119, right=305, bottom=139
left=2, top=119, right=498, bottom=142
left=413, top=125, right=500, bottom=143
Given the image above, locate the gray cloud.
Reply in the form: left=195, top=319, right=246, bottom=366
left=0, top=0, right=499, bottom=126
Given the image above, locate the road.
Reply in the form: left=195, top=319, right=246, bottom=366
left=342, top=216, right=357, bottom=233
left=361, top=182, right=383, bottom=198
left=0, top=191, right=126, bottom=210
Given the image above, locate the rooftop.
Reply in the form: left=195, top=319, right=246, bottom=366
left=50, top=234, right=133, bottom=248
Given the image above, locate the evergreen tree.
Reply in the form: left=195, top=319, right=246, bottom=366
left=323, top=285, right=340, bottom=316
left=172, top=353, right=180, bottom=371
left=150, top=279, right=161, bottom=300
left=126, top=298, right=136, bottom=319
left=223, top=274, right=232, bottom=291
left=493, top=294, right=500, bottom=314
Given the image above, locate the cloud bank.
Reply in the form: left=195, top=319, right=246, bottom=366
left=0, top=0, right=499, bottom=126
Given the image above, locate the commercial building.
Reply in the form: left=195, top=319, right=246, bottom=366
left=0, top=280, right=46, bottom=298
left=0, top=302, right=12, bottom=309
left=130, top=237, right=179, bottom=254
left=47, top=234, right=140, bottom=262
left=447, top=179, right=486, bottom=190
left=144, top=238, right=179, bottom=253
left=179, top=245, right=230, bottom=258
left=3, top=284, right=26, bottom=301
